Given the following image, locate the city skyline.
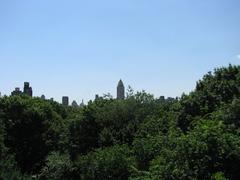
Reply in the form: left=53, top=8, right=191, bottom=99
left=3, top=79, right=178, bottom=105
left=0, top=0, right=240, bottom=102
left=4, top=80, right=129, bottom=104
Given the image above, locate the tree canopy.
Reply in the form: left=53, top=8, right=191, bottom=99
left=1, top=64, right=240, bottom=179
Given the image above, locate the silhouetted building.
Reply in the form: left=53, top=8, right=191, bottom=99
left=62, top=96, right=69, bottom=106
left=95, top=94, right=99, bottom=100
left=158, top=96, right=165, bottom=103
left=117, top=79, right=125, bottom=99
left=23, top=82, right=32, bottom=97
left=159, top=96, right=165, bottom=101
left=79, top=99, right=84, bottom=108
left=166, top=97, right=175, bottom=102
left=41, top=95, right=45, bottom=100
left=72, top=100, right=78, bottom=108
left=11, top=87, right=22, bottom=96
left=95, top=94, right=104, bottom=101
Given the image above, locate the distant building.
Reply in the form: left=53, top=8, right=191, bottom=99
left=23, top=82, right=33, bottom=97
left=79, top=99, right=84, bottom=107
left=41, top=95, right=45, bottom=100
left=62, top=96, right=69, bottom=106
left=11, top=87, right=22, bottom=96
left=117, top=79, right=125, bottom=100
left=71, top=100, right=78, bottom=108
left=95, top=94, right=99, bottom=100
left=159, top=96, right=165, bottom=101
left=159, top=96, right=165, bottom=103
left=95, top=94, right=104, bottom=101
left=166, top=97, right=175, bottom=102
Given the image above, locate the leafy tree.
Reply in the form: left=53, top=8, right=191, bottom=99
left=75, top=144, right=135, bottom=180
left=39, top=152, right=74, bottom=180
left=0, top=95, right=66, bottom=173
left=177, top=65, right=240, bottom=131
left=132, top=113, right=179, bottom=170
left=69, top=104, right=101, bottom=159
left=134, top=120, right=240, bottom=180
left=0, top=112, right=32, bottom=180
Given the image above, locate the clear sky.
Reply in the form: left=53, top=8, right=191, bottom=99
left=0, top=0, right=240, bottom=103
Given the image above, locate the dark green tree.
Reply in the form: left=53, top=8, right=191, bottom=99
left=0, top=95, right=66, bottom=173
left=75, top=144, right=135, bottom=180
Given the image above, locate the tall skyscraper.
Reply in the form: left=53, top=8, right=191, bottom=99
left=23, top=82, right=33, bottom=97
left=117, top=79, right=125, bottom=100
left=62, top=96, right=69, bottom=106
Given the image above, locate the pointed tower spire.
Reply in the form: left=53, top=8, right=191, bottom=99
left=117, top=79, right=125, bottom=99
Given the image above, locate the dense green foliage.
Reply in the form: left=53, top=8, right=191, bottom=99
left=1, top=64, right=240, bottom=179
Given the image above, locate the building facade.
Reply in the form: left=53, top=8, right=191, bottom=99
left=62, top=96, right=69, bottom=106
left=23, top=82, right=33, bottom=97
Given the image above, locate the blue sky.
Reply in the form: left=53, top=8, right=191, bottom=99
left=0, top=0, right=240, bottom=103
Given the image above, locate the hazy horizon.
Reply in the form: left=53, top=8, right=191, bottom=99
left=1, top=0, right=240, bottom=103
